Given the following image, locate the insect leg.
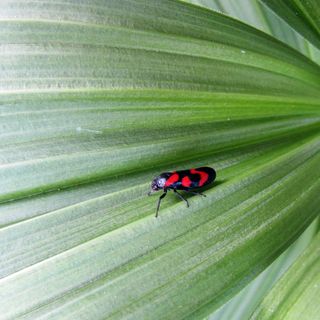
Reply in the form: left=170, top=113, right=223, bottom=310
left=184, top=190, right=206, bottom=197
left=156, top=190, right=167, bottom=218
left=173, top=189, right=189, bottom=208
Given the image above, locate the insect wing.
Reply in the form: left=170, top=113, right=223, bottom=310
left=164, top=172, right=180, bottom=188
left=191, top=167, right=216, bottom=187
left=179, top=167, right=215, bottom=189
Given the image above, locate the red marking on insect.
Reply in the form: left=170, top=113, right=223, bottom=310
left=181, top=176, right=192, bottom=187
left=148, top=167, right=216, bottom=217
left=190, top=168, right=209, bottom=187
left=164, top=173, right=179, bottom=188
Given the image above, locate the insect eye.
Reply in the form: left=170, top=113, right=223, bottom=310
left=157, top=178, right=166, bottom=187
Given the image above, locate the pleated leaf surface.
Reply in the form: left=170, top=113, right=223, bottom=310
left=0, top=1, right=320, bottom=319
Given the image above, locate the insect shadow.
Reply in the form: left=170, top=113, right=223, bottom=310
left=168, top=179, right=224, bottom=200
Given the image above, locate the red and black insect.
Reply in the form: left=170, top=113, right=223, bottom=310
left=148, top=167, right=216, bottom=217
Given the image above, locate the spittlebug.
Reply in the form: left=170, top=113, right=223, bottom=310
left=148, top=167, right=216, bottom=217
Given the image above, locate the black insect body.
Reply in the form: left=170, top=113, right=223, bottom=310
left=148, top=167, right=216, bottom=217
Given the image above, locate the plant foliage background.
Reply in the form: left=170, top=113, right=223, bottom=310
left=0, top=1, right=319, bottom=319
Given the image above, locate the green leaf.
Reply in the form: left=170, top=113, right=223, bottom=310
left=0, top=1, right=320, bottom=319
left=209, top=217, right=320, bottom=320
left=250, top=228, right=320, bottom=320
left=182, top=0, right=320, bottom=63
left=261, top=0, right=320, bottom=50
